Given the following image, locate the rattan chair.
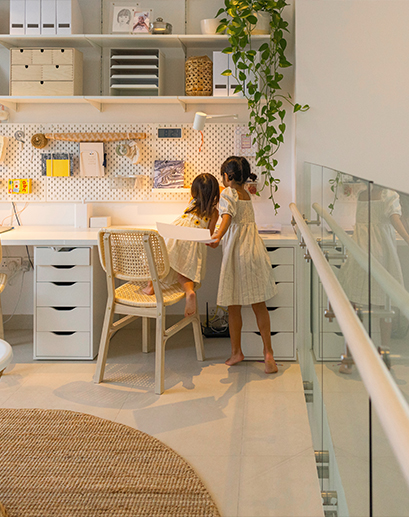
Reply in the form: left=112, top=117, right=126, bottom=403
left=0, top=244, right=7, bottom=340
left=94, top=228, right=205, bottom=394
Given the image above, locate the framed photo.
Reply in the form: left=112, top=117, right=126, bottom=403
left=132, top=10, right=151, bottom=34
left=153, top=160, right=185, bottom=189
left=110, top=3, right=139, bottom=34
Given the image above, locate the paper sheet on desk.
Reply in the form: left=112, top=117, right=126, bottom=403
left=156, top=222, right=215, bottom=243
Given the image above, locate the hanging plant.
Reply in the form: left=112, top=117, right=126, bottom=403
left=215, top=0, right=309, bottom=212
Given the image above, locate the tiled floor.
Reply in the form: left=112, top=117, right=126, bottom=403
left=1, top=327, right=324, bottom=517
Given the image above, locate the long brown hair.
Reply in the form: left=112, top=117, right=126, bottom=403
left=221, top=156, right=257, bottom=185
left=185, top=173, right=220, bottom=219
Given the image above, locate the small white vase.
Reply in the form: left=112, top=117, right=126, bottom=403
left=250, top=11, right=271, bottom=35
left=200, top=18, right=221, bottom=35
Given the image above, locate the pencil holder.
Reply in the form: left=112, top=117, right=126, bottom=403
left=185, top=56, right=213, bottom=96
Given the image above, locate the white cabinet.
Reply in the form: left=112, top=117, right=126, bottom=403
left=241, top=242, right=297, bottom=361
left=33, top=245, right=106, bottom=360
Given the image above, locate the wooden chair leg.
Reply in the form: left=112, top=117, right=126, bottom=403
left=154, top=312, right=166, bottom=395
left=93, top=303, right=115, bottom=383
left=192, top=302, right=205, bottom=361
left=142, top=317, right=150, bottom=353
left=0, top=297, right=4, bottom=340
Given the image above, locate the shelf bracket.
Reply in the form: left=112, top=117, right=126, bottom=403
left=0, top=100, right=17, bottom=112
left=85, top=98, right=103, bottom=112
left=0, top=40, right=13, bottom=50
left=177, top=98, right=187, bottom=112
left=85, top=36, right=102, bottom=50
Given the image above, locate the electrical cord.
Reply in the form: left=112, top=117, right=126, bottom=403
left=3, top=270, right=26, bottom=325
left=11, top=202, right=33, bottom=270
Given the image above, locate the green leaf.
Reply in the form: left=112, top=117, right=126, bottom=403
left=239, top=71, right=246, bottom=81
left=293, top=104, right=301, bottom=112
left=279, top=110, right=286, bottom=120
left=221, top=69, right=232, bottom=76
left=277, top=134, right=284, bottom=143
left=222, top=47, right=233, bottom=54
left=234, top=84, right=243, bottom=93
left=216, top=7, right=225, bottom=17
left=259, top=42, right=269, bottom=52
left=216, top=24, right=227, bottom=33
left=279, top=123, right=286, bottom=133
left=273, top=159, right=278, bottom=167
left=248, top=15, right=257, bottom=24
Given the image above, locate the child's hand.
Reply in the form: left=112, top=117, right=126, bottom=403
left=207, top=235, right=220, bottom=248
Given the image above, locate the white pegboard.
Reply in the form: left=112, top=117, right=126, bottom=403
left=0, top=122, right=258, bottom=203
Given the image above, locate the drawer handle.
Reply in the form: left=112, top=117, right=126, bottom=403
left=267, top=247, right=279, bottom=252
left=51, top=265, right=75, bottom=270
left=56, top=65, right=59, bottom=69
left=271, top=265, right=279, bottom=269
left=51, top=247, right=76, bottom=252
left=41, top=49, right=44, bottom=53
left=25, top=65, right=28, bottom=69
left=255, top=332, right=279, bottom=336
left=52, top=331, right=75, bottom=336
left=51, top=307, right=75, bottom=311
left=52, top=282, right=76, bottom=286
left=40, top=81, right=44, bottom=85
left=267, top=307, right=279, bottom=312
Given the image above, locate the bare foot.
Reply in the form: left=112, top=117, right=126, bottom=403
left=142, top=282, right=154, bottom=295
left=264, top=353, right=278, bottom=374
left=184, top=291, right=196, bottom=317
left=225, top=352, right=245, bottom=366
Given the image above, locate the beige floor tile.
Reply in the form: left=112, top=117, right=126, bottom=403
left=242, top=391, right=313, bottom=456
left=246, top=363, right=304, bottom=392
left=237, top=451, right=324, bottom=517
left=0, top=362, right=44, bottom=404
left=184, top=454, right=242, bottom=517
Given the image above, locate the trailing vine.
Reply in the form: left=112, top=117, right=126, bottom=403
left=216, top=0, right=309, bottom=212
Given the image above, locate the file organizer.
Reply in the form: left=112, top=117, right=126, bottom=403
left=25, top=0, right=41, bottom=35
left=41, top=0, right=57, bottom=35
left=10, top=0, right=26, bottom=35
left=56, top=0, right=83, bottom=35
left=109, top=48, right=164, bottom=96
left=212, top=51, right=228, bottom=97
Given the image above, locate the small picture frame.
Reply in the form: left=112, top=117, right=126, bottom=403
left=110, top=3, right=139, bottom=34
left=153, top=160, right=185, bottom=189
left=132, top=10, right=151, bottom=34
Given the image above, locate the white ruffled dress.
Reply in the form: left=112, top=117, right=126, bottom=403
left=337, top=189, right=404, bottom=306
left=217, top=187, right=277, bottom=306
left=163, top=203, right=210, bottom=287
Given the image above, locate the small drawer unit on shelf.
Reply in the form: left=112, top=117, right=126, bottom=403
left=241, top=243, right=296, bottom=361
left=109, top=48, right=164, bottom=96
left=34, top=246, right=106, bottom=360
left=10, top=48, right=83, bottom=96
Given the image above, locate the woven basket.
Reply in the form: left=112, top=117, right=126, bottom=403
left=185, top=55, right=213, bottom=96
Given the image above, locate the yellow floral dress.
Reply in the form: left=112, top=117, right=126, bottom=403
left=164, top=202, right=210, bottom=287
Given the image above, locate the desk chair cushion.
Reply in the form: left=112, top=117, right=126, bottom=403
left=115, top=281, right=185, bottom=308
left=0, top=273, right=7, bottom=294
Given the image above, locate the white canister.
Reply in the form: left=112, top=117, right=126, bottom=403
left=200, top=18, right=221, bottom=35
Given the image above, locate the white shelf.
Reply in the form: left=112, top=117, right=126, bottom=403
left=0, top=33, right=270, bottom=50
left=0, top=95, right=249, bottom=112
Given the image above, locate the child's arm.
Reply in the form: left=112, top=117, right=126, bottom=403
left=208, top=213, right=232, bottom=248
left=208, top=208, right=219, bottom=235
left=390, top=214, right=409, bottom=245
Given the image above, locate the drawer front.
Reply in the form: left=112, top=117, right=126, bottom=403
left=11, top=49, right=33, bottom=65
left=36, top=282, right=90, bottom=307
left=52, top=49, right=73, bottom=65
left=11, top=81, right=74, bottom=96
left=242, top=332, right=295, bottom=360
left=37, top=265, right=91, bottom=282
left=266, top=282, right=293, bottom=308
left=242, top=307, right=293, bottom=332
left=32, top=49, right=53, bottom=64
left=42, top=64, right=73, bottom=81
left=36, top=247, right=90, bottom=266
left=11, top=65, right=42, bottom=81
left=271, top=264, right=293, bottom=282
left=36, top=331, right=91, bottom=358
left=36, top=307, right=91, bottom=332
left=267, top=247, right=293, bottom=265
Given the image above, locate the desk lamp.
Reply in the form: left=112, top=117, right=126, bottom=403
left=193, top=111, right=238, bottom=152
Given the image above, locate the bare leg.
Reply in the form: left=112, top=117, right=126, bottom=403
left=142, top=281, right=154, bottom=295
left=177, top=273, right=196, bottom=317
left=252, top=301, right=278, bottom=374
left=226, top=305, right=244, bottom=365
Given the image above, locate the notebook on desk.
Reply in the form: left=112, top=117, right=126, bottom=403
left=0, top=226, right=13, bottom=234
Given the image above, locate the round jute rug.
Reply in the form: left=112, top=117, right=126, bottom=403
left=0, top=408, right=220, bottom=517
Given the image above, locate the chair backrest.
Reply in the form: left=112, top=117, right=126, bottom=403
left=98, top=228, right=170, bottom=282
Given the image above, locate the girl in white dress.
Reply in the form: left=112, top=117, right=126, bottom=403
left=143, top=173, right=220, bottom=317
left=209, top=156, right=278, bottom=374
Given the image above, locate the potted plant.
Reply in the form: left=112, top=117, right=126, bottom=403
left=215, top=0, right=308, bottom=212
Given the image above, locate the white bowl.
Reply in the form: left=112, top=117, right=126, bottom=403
left=200, top=18, right=220, bottom=35
left=250, top=11, right=271, bottom=35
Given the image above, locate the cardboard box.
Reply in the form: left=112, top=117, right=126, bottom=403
left=89, top=216, right=111, bottom=228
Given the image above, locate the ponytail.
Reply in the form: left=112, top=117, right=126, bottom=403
left=220, top=156, right=257, bottom=185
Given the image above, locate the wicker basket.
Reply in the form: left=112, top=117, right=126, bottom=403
left=185, top=55, right=213, bottom=96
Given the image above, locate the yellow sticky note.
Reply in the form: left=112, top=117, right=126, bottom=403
left=46, top=159, right=70, bottom=177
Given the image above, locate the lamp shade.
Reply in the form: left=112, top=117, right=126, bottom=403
left=193, top=112, right=207, bottom=131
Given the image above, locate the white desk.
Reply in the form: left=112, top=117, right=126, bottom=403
left=0, top=226, right=298, bottom=360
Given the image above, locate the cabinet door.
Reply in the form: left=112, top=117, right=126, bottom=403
left=11, top=49, right=33, bottom=65
left=37, top=265, right=91, bottom=282
left=11, top=81, right=74, bottom=96
left=11, top=65, right=42, bottom=81
left=32, top=49, right=53, bottom=64
left=36, top=307, right=91, bottom=331
left=52, top=49, right=74, bottom=64
left=36, top=331, right=91, bottom=358
left=36, top=247, right=90, bottom=266
left=42, top=64, right=73, bottom=81
left=36, top=282, right=91, bottom=307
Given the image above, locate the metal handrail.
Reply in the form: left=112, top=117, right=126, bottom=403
left=290, top=202, right=409, bottom=488
left=313, top=202, right=409, bottom=322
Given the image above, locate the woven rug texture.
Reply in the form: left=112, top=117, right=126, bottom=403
left=0, top=408, right=220, bottom=517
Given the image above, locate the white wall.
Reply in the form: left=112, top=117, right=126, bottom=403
left=295, top=0, right=409, bottom=204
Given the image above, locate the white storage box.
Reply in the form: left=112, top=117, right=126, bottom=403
left=89, top=216, right=111, bottom=228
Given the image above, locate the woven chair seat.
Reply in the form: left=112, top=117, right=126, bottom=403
left=0, top=273, right=7, bottom=294
left=115, top=281, right=185, bottom=308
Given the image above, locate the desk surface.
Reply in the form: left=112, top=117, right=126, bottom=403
left=0, top=225, right=297, bottom=246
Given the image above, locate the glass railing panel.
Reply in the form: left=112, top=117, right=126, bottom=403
left=370, top=185, right=409, bottom=515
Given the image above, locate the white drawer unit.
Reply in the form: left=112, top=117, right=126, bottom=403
left=34, top=246, right=106, bottom=360
left=241, top=243, right=296, bottom=361
left=10, top=48, right=83, bottom=96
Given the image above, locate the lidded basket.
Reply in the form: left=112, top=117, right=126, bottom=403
left=185, top=55, right=213, bottom=96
